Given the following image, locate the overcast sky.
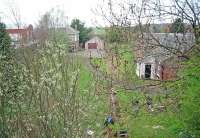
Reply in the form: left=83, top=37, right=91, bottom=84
left=0, top=0, right=106, bottom=27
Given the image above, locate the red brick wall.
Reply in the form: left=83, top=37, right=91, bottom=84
left=161, top=65, right=176, bottom=80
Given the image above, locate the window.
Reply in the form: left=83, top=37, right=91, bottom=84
left=145, top=64, right=151, bottom=79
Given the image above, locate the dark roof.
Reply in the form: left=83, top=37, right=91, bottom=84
left=142, top=33, right=194, bottom=52
left=140, top=33, right=195, bottom=62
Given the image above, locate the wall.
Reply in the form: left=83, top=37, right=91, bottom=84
left=161, top=58, right=178, bottom=80
left=161, top=66, right=176, bottom=80
left=136, top=57, right=158, bottom=80
left=136, top=59, right=178, bottom=80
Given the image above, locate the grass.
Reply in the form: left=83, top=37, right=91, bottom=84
left=90, top=42, right=140, bottom=84
left=111, top=88, right=184, bottom=138
left=78, top=62, right=93, bottom=90
left=77, top=58, right=110, bottom=136
left=90, top=58, right=107, bottom=73
left=9, top=42, right=199, bottom=137
left=104, top=43, right=144, bottom=85
left=89, top=42, right=192, bottom=137
left=2, top=45, right=110, bottom=137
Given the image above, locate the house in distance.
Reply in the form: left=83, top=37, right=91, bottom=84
left=53, top=26, right=79, bottom=52
left=65, top=26, right=79, bottom=51
left=6, top=24, right=34, bottom=48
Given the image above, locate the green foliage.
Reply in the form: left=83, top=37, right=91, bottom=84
left=70, top=19, right=92, bottom=43
left=48, top=29, right=69, bottom=48
left=92, top=27, right=106, bottom=38
left=106, top=26, right=122, bottom=43
left=117, top=41, right=200, bottom=137
left=105, top=26, right=133, bottom=43
left=170, top=18, right=185, bottom=33
left=90, top=58, right=107, bottom=72
left=0, top=41, right=108, bottom=137
left=179, top=52, right=200, bottom=137
left=97, top=42, right=200, bottom=137
left=0, top=19, right=107, bottom=137
left=0, top=23, right=11, bottom=53
left=114, top=88, right=183, bottom=138
left=0, top=22, right=21, bottom=137
left=36, top=8, right=69, bottom=47
left=197, top=27, right=200, bottom=44
left=108, top=43, right=139, bottom=83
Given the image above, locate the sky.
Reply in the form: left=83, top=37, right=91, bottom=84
left=0, top=0, right=106, bottom=27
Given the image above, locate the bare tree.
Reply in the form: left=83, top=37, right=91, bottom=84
left=96, top=0, right=199, bottom=42
left=34, top=8, right=69, bottom=46
left=3, top=0, right=22, bottom=28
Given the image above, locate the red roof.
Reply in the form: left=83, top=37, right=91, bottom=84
left=7, top=29, right=27, bottom=34
left=6, top=24, right=33, bottom=34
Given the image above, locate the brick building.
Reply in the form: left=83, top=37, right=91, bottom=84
left=6, top=24, right=33, bottom=47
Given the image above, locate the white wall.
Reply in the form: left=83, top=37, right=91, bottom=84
left=136, top=63, right=140, bottom=76
left=136, top=57, right=158, bottom=79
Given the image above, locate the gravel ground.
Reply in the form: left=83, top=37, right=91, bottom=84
left=73, top=49, right=106, bottom=58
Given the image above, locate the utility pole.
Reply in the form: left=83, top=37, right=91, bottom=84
left=0, top=12, right=3, bottom=22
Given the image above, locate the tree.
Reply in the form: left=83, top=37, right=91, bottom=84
left=96, top=1, right=200, bottom=137
left=106, top=26, right=121, bottom=43
left=4, top=0, right=22, bottom=28
left=105, top=26, right=131, bottom=43
left=35, top=9, right=69, bottom=48
left=70, top=19, right=92, bottom=44
left=171, top=18, right=185, bottom=33
left=97, top=0, right=200, bottom=43
left=0, top=22, right=20, bottom=137
left=0, top=23, right=11, bottom=55
left=147, top=0, right=200, bottom=42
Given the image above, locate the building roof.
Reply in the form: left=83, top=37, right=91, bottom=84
left=139, top=33, right=195, bottom=63
left=6, top=24, right=33, bottom=35
left=57, top=26, right=79, bottom=35
left=66, top=26, right=79, bottom=34
left=147, top=23, right=193, bottom=33
left=7, top=29, right=28, bottom=34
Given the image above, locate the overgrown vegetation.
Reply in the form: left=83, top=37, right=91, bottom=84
left=0, top=22, right=21, bottom=137
left=100, top=46, right=200, bottom=138
left=0, top=22, right=109, bottom=137
left=1, top=0, right=200, bottom=137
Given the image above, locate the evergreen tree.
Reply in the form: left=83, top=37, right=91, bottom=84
left=0, top=22, right=20, bottom=137
left=70, top=19, right=92, bottom=44
left=170, top=18, right=185, bottom=33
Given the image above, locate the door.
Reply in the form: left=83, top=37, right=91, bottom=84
left=88, top=43, right=97, bottom=49
left=145, top=64, right=151, bottom=79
